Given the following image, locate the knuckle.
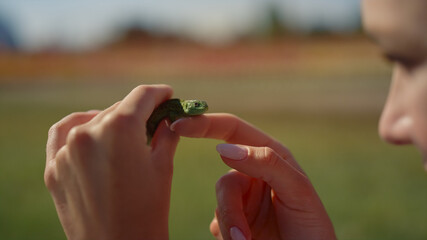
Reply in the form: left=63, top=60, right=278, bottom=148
left=263, top=147, right=280, bottom=168
left=257, top=147, right=281, bottom=184
left=48, top=123, right=59, bottom=139
left=48, top=112, right=86, bottom=136
left=43, top=168, right=57, bottom=191
left=67, top=126, right=94, bottom=149
left=67, top=111, right=86, bottom=120
left=55, top=147, right=73, bottom=170
left=135, top=85, right=154, bottom=96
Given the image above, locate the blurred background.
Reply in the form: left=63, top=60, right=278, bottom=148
left=1, top=0, right=426, bottom=239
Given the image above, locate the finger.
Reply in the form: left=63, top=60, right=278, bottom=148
left=150, top=120, right=180, bottom=172
left=46, top=111, right=100, bottom=164
left=45, top=144, right=69, bottom=195
left=170, top=113, right=299, bottom=170
left=170, top=113, right=272, bottom=145
left=210, top=215, right=224, bottom=240
left=223, top=170, right=269, bottom=227
left=213, top=173, right=268, bottom=239
left=215, top=144, right=313, bottom=200
left=218, top=144, right=335, bottom=238
left=115, top=84, right=173, bottom=122
left=243, top=178, right=270, bottom=228
left=215, top=171, right=253, bottom=240
left=88, top=101, right=121, bottom=123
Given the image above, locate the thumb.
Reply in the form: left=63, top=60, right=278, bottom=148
left=151, top=120, right=180, bottom=171
left=215, top=144, right=311, bottom=197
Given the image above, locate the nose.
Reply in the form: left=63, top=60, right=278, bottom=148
left=378, top=69, right=413, bottom=145
left=379, top=111, right=413, bottom=145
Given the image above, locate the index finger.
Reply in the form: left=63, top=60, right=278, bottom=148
left=170, top=113, right=291, bottom=158
left=116, top=84, right=173, bottom=122
left=46, top=111, right=100, bottom=164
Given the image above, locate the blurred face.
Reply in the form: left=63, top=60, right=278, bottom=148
left=362, top=0, right=427, bottom=170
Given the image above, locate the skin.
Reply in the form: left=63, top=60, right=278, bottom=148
left=362, top=0, right=427, bottom=169
left=170, top=114, right=336, bottom=240
left=45, top=1, right=427, bottom=239
left=171, top=1, right=427, bottom=239
left=45, top=85, right=180, bottom=240
left=146, top=99, right=208, bottom=144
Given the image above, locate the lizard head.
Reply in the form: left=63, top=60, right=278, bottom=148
left=182, top=100, right=209, bottom=115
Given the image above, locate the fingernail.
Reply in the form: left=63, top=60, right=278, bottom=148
left=169, top=118, right=185, bottom=132
left=230, top=227, right=246, bottom=240
left=216, top=144, right=248, bottom=161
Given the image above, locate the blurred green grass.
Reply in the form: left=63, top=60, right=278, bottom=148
left=1, top=76, right=426, bottom=240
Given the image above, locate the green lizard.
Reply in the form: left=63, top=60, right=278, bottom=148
left=146, top=99, right=208, bottom=144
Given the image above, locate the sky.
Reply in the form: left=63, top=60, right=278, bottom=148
left=0, top=0, right=360, bottom=51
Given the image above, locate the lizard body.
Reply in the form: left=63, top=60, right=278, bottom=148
left=146, top=99, right=208, bottom=144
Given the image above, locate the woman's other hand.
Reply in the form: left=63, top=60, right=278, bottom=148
left=171, top=114, right=336, bottom=240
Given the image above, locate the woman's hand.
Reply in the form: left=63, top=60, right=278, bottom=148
left=45, top=85, right=179, bottom=240
left=171, top=114, right=336, bottom=240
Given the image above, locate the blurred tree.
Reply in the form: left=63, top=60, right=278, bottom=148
left=264, top=3, right=289, bottom=39
left=0, top=15, right=17, bottom=50
left=106, top=20, right=191, bottom=49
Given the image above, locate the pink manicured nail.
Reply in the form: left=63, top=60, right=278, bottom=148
left=230, top=227, right=246, bottom=240
left=216, top=144, right=248, bottom=161
left=169, top=118, right=186, bottom=132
